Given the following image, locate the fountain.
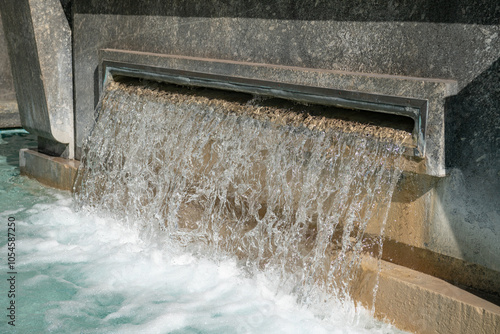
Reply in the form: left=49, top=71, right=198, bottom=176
left=1, top=1, right=499, bottom=332
left=77, top=76, right=407, bottom=303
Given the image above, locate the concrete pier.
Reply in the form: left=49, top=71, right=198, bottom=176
left=0, top=0, right=74, bottom=158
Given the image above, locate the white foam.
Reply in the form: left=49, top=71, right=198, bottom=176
left=9, top=196, right=404, bottom=333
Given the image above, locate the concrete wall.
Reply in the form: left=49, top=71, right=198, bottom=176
left=0, top=13, right=15, bottom=101
left=0, top=0, right=74, bottom=156
left=70, top=0, right=500, bottom=295
left=0, top=9, right=20, bottom=128
left=72, top=1, right=499, bottom=150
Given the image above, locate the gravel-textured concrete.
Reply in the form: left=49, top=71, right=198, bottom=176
left=0, top=0, right=74, bottom=157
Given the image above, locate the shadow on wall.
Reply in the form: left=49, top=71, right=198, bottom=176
left=74, top=0, right=500, bottom=25
left=446, top=57, right=500, bottom=185
left=442, top=57, right=500, bottom=270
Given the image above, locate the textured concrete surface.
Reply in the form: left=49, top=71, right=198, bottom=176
left=0, top=0, right=74, bottom=157
left=73, top=1, right=500, bottom=89
left=0, top=13, right=15, bottom=102
left=379, top=170, right=500, bottom=299
left=72, top=14, right=499, bottom=145
left=353, top=256, right=500, bottom=334
left=0, top=100, right=20, bottom=128
left=0, top=9, right=20, bottom=129
left=19, top=148, right=79, bottom=191
left=73, top=2, right=500, bottom=151
left=73, top=0, right=500, bottom=25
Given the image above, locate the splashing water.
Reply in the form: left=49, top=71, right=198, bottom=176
left=76, top=79, right=406, bottom=326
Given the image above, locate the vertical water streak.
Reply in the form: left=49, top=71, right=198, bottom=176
left=76, top=79, right=405, bottom=309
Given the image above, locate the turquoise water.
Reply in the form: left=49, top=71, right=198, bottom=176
left=0, top=130, right=402, bottom=333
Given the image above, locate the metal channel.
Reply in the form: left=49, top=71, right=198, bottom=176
left=102, top=61, right=428, bottom=157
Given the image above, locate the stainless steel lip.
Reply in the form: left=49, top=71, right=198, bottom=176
left=101, top=60, right=428, bottom=157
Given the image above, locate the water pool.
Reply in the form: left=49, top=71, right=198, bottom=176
left=0, top=130, right=403, bottom=333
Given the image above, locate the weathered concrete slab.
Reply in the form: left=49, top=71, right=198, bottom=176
left=19, top=148, right=79, bottom=191
left=0, top=0, right=74, bottom=157
left=354, top=256, right=500, bottom=334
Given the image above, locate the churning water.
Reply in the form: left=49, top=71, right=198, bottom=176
left=76, top=79, right=406, bottom=331
left=1, top=78, right=408, bottom=332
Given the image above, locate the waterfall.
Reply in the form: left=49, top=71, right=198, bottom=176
left=76, top=78, right=406, bottom=308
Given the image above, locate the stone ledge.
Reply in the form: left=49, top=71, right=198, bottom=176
left=19, top=148, right=79, bottom=191
left=353, top=256, right=500, bottom=334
